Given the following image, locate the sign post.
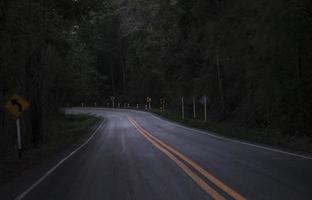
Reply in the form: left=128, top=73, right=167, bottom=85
left=16, top=118, right=22, bottom=159
left=160, top=98, right=165, bottom=112
left=5, top=95, right=30, bottom=159
left=110, top=96, right=115, bottom=108
left=146, top=97, right=152, bottom=110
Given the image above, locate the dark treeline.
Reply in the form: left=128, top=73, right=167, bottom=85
left=0, top=0, right=104, bottom=147
left=1, top=0, right=312, bottom=148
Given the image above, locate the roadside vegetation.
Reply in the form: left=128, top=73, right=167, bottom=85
left=152, top=109, right=312, bottom=155
left=1, top=0, right=312, bottom=174
left=0, top=113, right=99, bottom=186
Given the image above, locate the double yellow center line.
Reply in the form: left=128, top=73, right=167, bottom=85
left=128, top=117, right=246, bottom=200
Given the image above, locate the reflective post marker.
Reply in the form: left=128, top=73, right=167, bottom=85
left=16, top=118, right=22, bottom=159
left=111, top=96, right=115, bottom=108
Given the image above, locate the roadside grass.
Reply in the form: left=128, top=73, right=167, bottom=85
left=152, top=109, right=312, bottom=155
left=0, top=113, right=100, bottom=186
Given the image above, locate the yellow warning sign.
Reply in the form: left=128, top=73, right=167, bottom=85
left=5, top=95, right=30, bottom=118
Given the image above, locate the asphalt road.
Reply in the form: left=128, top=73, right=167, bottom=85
left=2, top=108, right=312, bottom=200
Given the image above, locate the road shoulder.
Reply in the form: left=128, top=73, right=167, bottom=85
left=0, top=114, right=103, bottom=200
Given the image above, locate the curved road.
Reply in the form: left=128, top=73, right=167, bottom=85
left=3, top=108, right=312, bottom=200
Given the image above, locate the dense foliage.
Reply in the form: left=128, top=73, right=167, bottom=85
left=1, top=0, right=312, bottom=147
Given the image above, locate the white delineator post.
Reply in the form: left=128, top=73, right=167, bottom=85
left=181, top=97, right=185, bottom=120
left=193, top=96, right=196, bottom=119
left=204, top=95, right=207, bottom=121
left=16, top=118, right=22, bottom=159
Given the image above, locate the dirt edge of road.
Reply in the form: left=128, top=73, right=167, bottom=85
left=0, top=113, right=101, bottom=187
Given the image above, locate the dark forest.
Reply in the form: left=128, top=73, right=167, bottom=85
left=1, top=0, right=312, bottom=151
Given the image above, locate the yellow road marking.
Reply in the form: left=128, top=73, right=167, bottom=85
left=128, top=118, right=226, bottom=200
left=129, top=117, right=247, bottom=200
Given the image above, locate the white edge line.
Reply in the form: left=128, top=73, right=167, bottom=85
left=15, top=118, right=104, bottom=200
left=62, top=107, right=312, bottom=160
left=148, top=113, right=312, bottom=160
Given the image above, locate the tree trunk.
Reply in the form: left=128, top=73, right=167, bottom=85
left=25, top=50, right=43, bottom=146
left=110, top=64, right=116, bottom=96
left=121, top=56, right=127, bottom=92
left=216, top=46, right=226, bottom=119
left=296, top=47, right=302, bottom=81
left=0, top=0, right=8, bottom=24
left=0, top=80, right=6, bottom=130
left=30, top=93, right=43, bottom=146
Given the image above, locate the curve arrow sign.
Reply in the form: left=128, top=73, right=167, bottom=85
left=11, top=99, right=23, bottom=112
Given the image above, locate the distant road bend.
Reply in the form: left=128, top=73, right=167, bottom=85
left=6, top=108, right=312, bottom=200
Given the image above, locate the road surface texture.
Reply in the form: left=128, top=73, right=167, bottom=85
left=1, top=108, right=312, bottom=200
